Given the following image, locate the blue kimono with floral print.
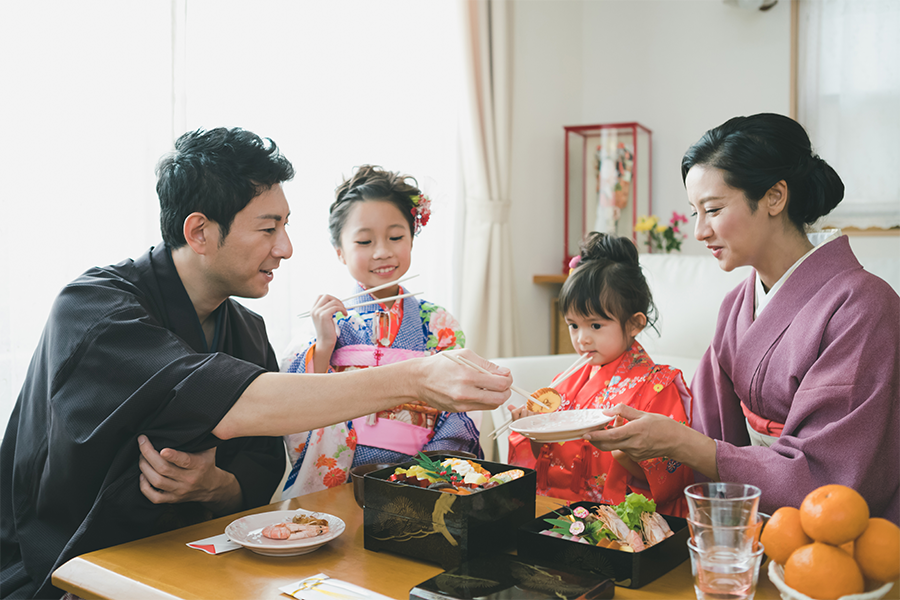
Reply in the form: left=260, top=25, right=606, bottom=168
left=280, top=288, right=482, bottom=498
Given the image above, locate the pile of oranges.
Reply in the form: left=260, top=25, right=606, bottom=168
left=760, top=484, right=900, bottom=600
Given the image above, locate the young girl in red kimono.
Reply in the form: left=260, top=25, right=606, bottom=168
left=507, top=233, right=693, bottom=516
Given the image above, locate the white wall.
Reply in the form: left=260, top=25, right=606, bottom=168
left=510, top=0, right=794, bottom=356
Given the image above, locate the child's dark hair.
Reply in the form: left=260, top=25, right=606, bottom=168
left=559, top=233, right=657, bottom=333
left=328, top=165, right=423, bottom=247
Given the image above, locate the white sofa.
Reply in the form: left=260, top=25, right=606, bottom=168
left=486, top=248, right=900, bottom=463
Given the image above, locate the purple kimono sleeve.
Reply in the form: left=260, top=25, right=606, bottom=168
left=712, top=290, right=900, bottom=523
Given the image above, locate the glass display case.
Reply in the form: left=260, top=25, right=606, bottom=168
left=563, top=122, right=652, bottom=271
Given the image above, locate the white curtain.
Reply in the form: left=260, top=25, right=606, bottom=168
left=0, top=0, right=467, bottom=437
left=798, top=0, right=900, bottom=229
left=458, top=0, right=518, bottom=360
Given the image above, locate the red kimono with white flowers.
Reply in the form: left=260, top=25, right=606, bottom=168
left=508, top=341, right=694, bottom=517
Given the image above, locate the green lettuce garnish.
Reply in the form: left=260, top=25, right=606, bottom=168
left=615, top=493, right=657, bottom=531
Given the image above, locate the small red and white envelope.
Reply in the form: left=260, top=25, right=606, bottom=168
left=186, top=533, right=241, bottom=555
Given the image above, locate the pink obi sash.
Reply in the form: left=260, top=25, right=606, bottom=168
left=352, top=417, right=432, bottom=456
left=332, top=345, right=427, bottom=367
left=740, top=402, right=784, bottom=437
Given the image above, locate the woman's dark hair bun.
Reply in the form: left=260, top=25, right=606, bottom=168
left=580, top=232, right=640, bottom=266
left=799, top=156, right=844, bottom=224
left=681, top=113, right=845, bottom=230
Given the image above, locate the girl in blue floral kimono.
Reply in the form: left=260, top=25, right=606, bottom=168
left=281, top=165, right=481, bottom=499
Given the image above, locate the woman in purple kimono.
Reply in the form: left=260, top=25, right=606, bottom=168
left=584, top=114, right=899, bottom=523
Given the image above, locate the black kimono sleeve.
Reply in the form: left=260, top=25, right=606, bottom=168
left=1, top=275, right=283, bottom=598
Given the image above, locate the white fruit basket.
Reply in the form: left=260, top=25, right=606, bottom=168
left=768, top=561, right=894, bottom=600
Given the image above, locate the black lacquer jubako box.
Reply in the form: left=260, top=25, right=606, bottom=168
left=362, top=455, right=536, bottom=569
left=517, top=500, right=689, bottom=589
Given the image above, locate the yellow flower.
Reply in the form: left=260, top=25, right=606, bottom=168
left=653, top=384, right=664, bottom=393
left=655, top=224, right=668, bottom=234
left=634, top=215, right=658, bottom=232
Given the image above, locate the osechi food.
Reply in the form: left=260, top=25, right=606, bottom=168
left=541, top=493, right=674, bottom=552
left=388, top=452, right=524, bottom=494
left=261, top=514, right=330, bottom=540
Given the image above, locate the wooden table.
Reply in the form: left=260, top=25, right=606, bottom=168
left=53, top=484, right=781, bottom=599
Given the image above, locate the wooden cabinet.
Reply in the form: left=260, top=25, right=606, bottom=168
left=534, top=274, right=575, bottom=355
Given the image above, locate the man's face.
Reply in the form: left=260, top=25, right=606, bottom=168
left=204, top=184, right=292, bottom=299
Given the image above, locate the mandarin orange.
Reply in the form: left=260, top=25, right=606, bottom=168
left=761, top=506, right=812, bottom=565
left=854, top=517, right=900, bottom=583
left=784, top=542, right=864, bottom=600
left=799, top=484, right=869, bottom=545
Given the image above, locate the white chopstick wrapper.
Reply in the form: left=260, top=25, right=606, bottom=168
left=185, top=533, right=241, bottom=555
left=280, top=573, right=393, bottom=600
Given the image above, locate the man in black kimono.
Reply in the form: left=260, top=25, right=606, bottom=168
left=0, top=128, right=511, bottom=598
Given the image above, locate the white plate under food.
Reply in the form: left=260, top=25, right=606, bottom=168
left=225, top=509, right=345, bottom=557
left=509, top=409, right=615, bottom=443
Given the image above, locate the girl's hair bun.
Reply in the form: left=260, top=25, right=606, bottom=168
left=579, top=232, right=640, bottom=267
left=561, top=232, right=657, bottom=333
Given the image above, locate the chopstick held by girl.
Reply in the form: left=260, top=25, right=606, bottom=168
left=507, top=232, right=694, bottom=517
left=280, top=165, right=481, bottom=499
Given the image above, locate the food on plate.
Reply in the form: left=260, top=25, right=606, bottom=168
left=388, top=452, right=524, bottom=494
left=261, top=520, right=330, bottom=541
left=292, top=513, right=329, bottom=527
left=763, top=483, right=900, bottom=599
left=540, top=493, right=674, bottom=552
left=526, top=387, right=562, bottom=413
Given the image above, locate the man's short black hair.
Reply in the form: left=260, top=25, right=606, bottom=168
left=156, top=128, right=295, bottom=247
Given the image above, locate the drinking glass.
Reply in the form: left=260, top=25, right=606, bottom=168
left=685, top=482, right=761, bottom=528
left=688, top=538, right=765, bottom=600
left=687, top=516, right=764, bottom=559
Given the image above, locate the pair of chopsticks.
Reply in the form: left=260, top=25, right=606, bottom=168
left=297, top=274, right=420, bottom=318
left=486, top=353, right=591, bottom=441
left=443, top=353, right=535, bottom=402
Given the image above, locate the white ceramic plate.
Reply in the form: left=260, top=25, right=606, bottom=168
left=225, top=509, right=345, bottom=557
left=509, top=409, right=615, bottom=443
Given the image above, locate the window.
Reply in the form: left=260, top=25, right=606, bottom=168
left=798, top=0, right=900, bottom=229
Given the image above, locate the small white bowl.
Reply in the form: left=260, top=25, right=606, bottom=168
left=767, top=561, right=895, bottom=600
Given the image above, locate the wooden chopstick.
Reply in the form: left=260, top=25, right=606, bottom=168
left=550, top=353, right=592, bottom=387
left=344, top=291, right=422, bottom=311
left=442, top=353, right=535, bottom=402
left=490, top=354, right=590, bottom=441
left=489, top=419, right=514, bottom=440
left=297, top=274, right=419, bottom=318
left=343, top=273, right=419, bottom=302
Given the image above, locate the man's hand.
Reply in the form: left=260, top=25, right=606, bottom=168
left=137, top=435, right=243, bottom=515
left=417, top=349, right=512, bottom=413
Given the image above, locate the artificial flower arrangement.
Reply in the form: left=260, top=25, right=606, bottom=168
left=634, top=212, right=688, bottom=253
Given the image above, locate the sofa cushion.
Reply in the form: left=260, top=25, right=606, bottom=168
left=637, top=254, right=749, bottom=368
